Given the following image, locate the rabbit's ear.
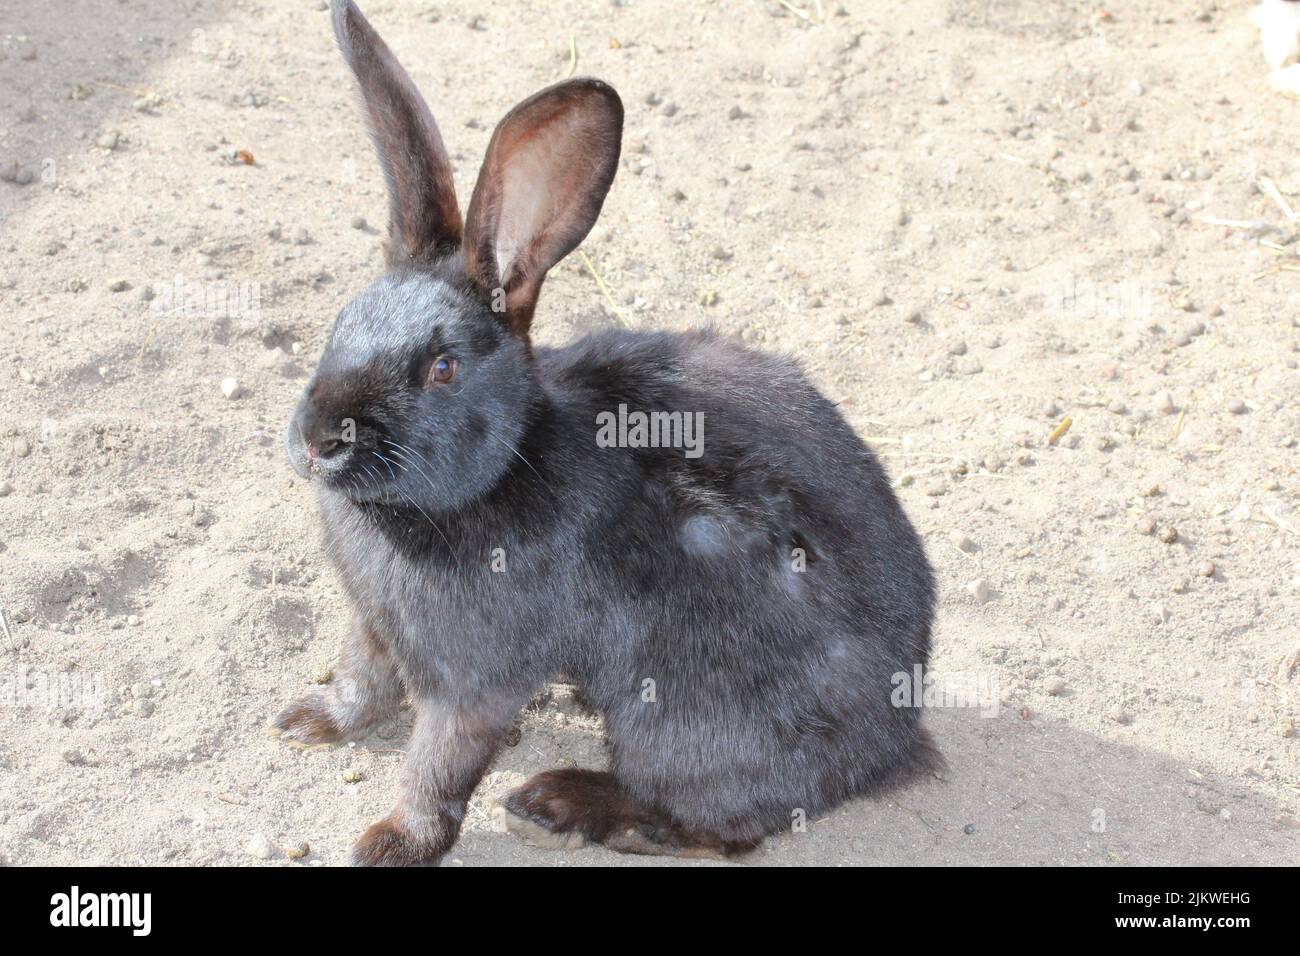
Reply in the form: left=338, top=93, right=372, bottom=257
left=462, top=79, right=623, bottom=339
left=332, top=0, right=462, bottom=265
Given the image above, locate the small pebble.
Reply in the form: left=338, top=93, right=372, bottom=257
left=220, top=377, right=242, bottom=400
left=1044, top=675, right=1067, bottom=696
left=0, top=481, right=13, bottom=498
left=285, top=842, right=311, bottom=860
left=245, top=833, right=275, bottom=860
left=96, top=130, right=120, bottom=150
left=13, top=437, right=31, bottom=458
left=340, top=769, right=364, bottom=784
left=1159, top=525, right=1179, bottom=544
left=1198, top=561, right=1216, bottom=578
left=962, top=823, right=975, bottom=835
left=1154, top=390, right=1176, bottom=415
left=1226, top=398, right=1247, bottom=415
left=1136, top=515, right=1157, bottom=535
left=966, top=578, right=992, bottom=604
left=108, top=278, right=131, bottom=293
left=350, top=215, right=367, bottom=230
left=949, top=531, right=976, bottom=553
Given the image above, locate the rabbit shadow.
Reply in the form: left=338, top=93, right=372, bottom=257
left=439, top=684, right=1297, bottom=866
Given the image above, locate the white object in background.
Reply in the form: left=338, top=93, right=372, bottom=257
left=1251, top=0, right=1300, bottom=68
left=1251, top=0, right=1300, bottom=95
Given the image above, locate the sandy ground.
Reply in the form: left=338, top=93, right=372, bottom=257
left=1, top=0, right=1298, bottom=867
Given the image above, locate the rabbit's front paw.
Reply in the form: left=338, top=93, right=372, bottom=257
left=349, top=815, right=444, bottom=867
left=270, top=692, right=347, bottom=745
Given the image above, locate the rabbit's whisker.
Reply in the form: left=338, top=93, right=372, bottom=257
left=371, top=450, right=402, bottom=480
left=485, top=433, right=545, bottom=483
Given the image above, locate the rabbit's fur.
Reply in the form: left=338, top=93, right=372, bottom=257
left=277, top=0, right=936, bottom=866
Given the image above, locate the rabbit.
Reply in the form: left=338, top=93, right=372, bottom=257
left=275, top=0, right=937, bottom=866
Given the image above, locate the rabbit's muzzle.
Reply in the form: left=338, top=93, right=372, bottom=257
left=285, top=400, right=354, bottom=481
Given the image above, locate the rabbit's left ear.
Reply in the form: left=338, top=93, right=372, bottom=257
left=462, top=79, right=623, bottom=339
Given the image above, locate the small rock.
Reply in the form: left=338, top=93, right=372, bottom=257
left=1198, top=561, right=1216, bottom=578
left=127, top=614, right=141, bottom=627
left=131, top=699, right=154, bottom=717
left=1105, top=704, right=1131, bottom=725
left=1279, top=719, right=1295, bottom=739
left=96, top=130, right=120, bottom=150
left=0, top=481, right=13, bottom=498
left=61, top=749, right=86, bottom=765
left=350, top=215, right=367, bottom=230
left=285, top=842, right=311, bottom=860
left=108, top=278, right=131, bottom=293
left=1044, top=675, right=1067, bottom=696
left=1135, top=515, right=1157, bottom=535
left=1159, top=525, right=1179, bottom=544
left=1154, top=390, right=1176, bottom=415
left=1151, top=602, right=1171, bottom=624
left=220, top=377, right=242, bottom=400
left=1226, top=398, right=1247, bottom=415
left=340, top=769, right=364, bottom=784
left=949, top=531, right=976, bottom=553
left=245, top=833, right=275, bottom=860
left=962, top=823, right=975, bottom=835
left=966, top=578, right=992, bottom=604
left=12, top=437, right=31, bottom=458
left=924, top=479, right=948, bottom=497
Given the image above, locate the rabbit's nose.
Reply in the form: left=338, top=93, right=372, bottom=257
left=308, top=436, right=344, bottom=460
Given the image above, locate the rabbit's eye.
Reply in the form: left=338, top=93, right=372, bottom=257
left=428, top=355, right=457, bottom=386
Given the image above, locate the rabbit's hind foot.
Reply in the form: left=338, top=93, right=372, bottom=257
left=498, top=768, right=758, bottom=860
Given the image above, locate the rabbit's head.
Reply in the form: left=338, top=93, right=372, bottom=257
left=286, top=0, right=622, bottom=509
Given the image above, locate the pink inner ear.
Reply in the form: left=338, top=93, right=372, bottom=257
left=462, top=79, right=623, bottom=336
left=494, top=122, right=581, bottom=287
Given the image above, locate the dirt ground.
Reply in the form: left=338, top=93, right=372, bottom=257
left=1, top=0, right=1297, bottom=867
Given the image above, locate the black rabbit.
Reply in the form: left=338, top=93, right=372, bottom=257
left=276, top=0, right=936, bottom=866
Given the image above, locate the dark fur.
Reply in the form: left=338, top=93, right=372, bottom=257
left=276, top=0, right=935, bottom=865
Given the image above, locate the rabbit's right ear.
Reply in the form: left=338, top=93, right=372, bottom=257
left=462, top=79, right=623, bottom=340
left=331, top=0, right=462, bottom=265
